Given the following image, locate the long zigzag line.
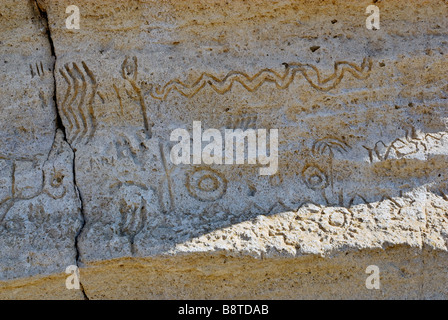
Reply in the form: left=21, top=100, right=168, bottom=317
left=59, top=62, right=98, bottom=144
left=73, top=63, right=88, bottom=145
left=146, top=58, right=372, bottom=100
left=74, top=62, right=97, bottom=144
left=65, top=64, right=81, bottom=143
left=58, top=68, right=74, bottom=134
left=82, top=61, right=98, bottom=141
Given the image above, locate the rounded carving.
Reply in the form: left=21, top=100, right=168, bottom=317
left=319, top=207, right=352, bottom=233
left=186, top=168, right=227, bottom=202
left=302, top=165, right=329, bottom=190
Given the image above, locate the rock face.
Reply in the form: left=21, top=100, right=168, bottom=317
left=0, top=0, right=82, bottom=281
left=0, top=0, right=448, bottom=299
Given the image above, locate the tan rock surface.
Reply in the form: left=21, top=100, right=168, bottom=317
left=0, top=0, right=82, bottom=281
left=0, top=0, right=447, bottom=299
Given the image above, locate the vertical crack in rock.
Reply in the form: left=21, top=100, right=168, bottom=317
left=33, top=0, right=89, bottom=300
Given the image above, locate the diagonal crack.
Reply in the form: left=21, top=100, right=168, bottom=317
left=33, top=0, right=89, bottom=300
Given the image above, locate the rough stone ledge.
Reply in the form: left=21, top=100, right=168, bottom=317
left=1, top=245, right=447, bottom=300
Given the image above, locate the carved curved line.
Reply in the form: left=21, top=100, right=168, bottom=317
left=113, top=84, right=124, bottom=117
left=277, top=199, right=303, bottom=212
left=129, top=79, right=151, bottom=135
left=58, top=68, right=74, bottom=134
left=425, top=132, right=445, bottom=142
left=159, top=143, right=174, bottom=211
left=147, top=58, right=372, bottom=100
left=72, top=63, right=88, bottom=145
left=312, top=139, right=350, bottom=157
left=348, top=194, right=373, bottom=209
left=82, top=61, right=98, bottom=141
left=110, top=181, right=149, bottom=192
left=439, top=188, right=448, bottom=201
left=0, top=198, right=14, bottom=225
left=384, top=138, right=400, bottom=160
left=44, top=186, right=67, bottom=200
left=65, top=64, right=81, bottom=143
left=378, top=195, right=402, bottom=209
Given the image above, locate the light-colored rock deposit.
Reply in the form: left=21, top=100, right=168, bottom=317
left=0, top=0, right=447, bottom=299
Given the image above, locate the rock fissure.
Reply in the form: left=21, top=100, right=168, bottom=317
left=33, top=0, right=89, bottom=300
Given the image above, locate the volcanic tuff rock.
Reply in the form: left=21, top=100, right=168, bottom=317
left=0, top=0, right=447, bottom=299
left=0, top=0, right=82, bottom=282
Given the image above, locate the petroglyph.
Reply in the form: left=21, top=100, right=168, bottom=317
left=30, top=61, right=45, bottom=78
left=120, top=56, right=152, bottom=137
left=58, top=61, right=97, bottom=144
left=3, top=0, right=448, bottom=300
left=364, top=127, right=447, bottom=163
left=186, top=167, right=228, bottom=202
left=143, top=58, right=372, bottom=100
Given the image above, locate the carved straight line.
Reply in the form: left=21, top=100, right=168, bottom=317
left=379, top=195, right=402, bottom=209
left=130, top=80, right=151, bottom=136
left=277, top=199, right=303, bottom=212
left=113, top=84, right=124, bottom=117
left=348, top=194, right=372, bottom=209
left=440, top=189, right=448, bottom=201
left=338, top=189, right=344, bottom=207
left=30, top=64, right=35, bottom=78
left=39, top=90, right=46, bottom=108
left=157, top=180, right=167, bottom=214
left=11, top=161, right=16, bottom=198
left=0, top=199, right=14, bottom=225
left=36, top=63, right=41, bottom=77
left=97, top=91, right=105, bottom=104
left=321, top=190, right=330, bottom=206
left=159, top=143, right=175, bottom=212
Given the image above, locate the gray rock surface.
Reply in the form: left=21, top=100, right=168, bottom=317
left=0, top=0, right=82, bottom=281
left=0, top=0, right=447, bottom=299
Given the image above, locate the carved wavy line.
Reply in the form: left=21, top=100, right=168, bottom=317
left=64, top=64, right=81, bottom=143
left=59, top=62, right=98, bottom=144
left=73, top=63, right=88, bottom=145
left=58, top=68, right=74, bottom=134
left=82, top=61, right=98, bottom=142
left=146, top=58, right=372, bottom=100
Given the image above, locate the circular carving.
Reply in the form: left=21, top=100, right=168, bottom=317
left=302, top=165, right=329, bottom=190
left=186, top=168, right=227, bottom=202
left=44, top=169, right=67, bottom=200
left=328, top=210, right=345, bottom=227
left=50, top=171, right=64, bottom=188
left=319, top=207, right=352, bottom=233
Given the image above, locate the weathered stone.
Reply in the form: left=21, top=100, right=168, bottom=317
left=0, top=0, right=82, bottom=282
left=0, top=0, right=447, bottom=299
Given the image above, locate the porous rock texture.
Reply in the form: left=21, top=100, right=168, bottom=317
left=0, top=0, right=447, bottom=299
